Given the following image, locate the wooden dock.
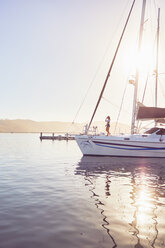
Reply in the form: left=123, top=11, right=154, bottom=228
left=40, top=132, right=75, bottom=141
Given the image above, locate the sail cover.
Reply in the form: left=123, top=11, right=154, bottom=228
left=137, top=106, right=165, bottom=120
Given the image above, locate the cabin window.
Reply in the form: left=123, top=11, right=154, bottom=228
left=124, top=138, right=130, bottom=140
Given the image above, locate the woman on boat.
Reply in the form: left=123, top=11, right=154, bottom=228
left=105, top=116, right=111, bottom=136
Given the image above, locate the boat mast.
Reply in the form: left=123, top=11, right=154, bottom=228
left=86, top=0, right=136, bottom=134
left=131, top=0, right=146, bottom=134
left=155, top=8, right=160, bottom=108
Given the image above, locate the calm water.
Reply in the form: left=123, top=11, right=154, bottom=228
left=0, top=134, right=165, bottom=248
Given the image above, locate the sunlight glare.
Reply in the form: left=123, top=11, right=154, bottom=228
left=135, top=172, right=154, bottom=227
left=123, top=41, right=154, bottom=83
left=137, top=43, right=154, bottom=75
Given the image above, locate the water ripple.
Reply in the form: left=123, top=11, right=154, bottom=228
left=0, top=134, right=165, bottom=247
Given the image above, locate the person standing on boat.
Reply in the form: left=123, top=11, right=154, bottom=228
left=105, top=116, right=111, bottom=136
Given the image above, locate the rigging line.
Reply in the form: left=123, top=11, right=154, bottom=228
left=158, top=78, right=165, bottom=99
left=140, top=29, right=157, bottom=114
left=131, top=0, right=146, bottom=134
left=136, top=1, right=157, bottom=132
left=151, top=24, right=157, bottom=105
left=70, top=0, right=135, bottom=128
left=155, top=8, right=160, bottom=108
left=138, top=120, right=155, bottom=132
left=140, top=74, right=155, bottom=116
left=102, top=97, right=119, bottom=108
left=141, top=74, right=149, bottom=104
left=87, top=0, right=136, bottom=133
left=102, top=97, right=130, bottom=115
left=153, top=0, right=157, bottom=16
left=136, top=0, right=155, bottom=133
left=149, top=0, right=156, bottom=38
left=137, top=30, right=157, bottom=135
left=114, top=78, right=128, bottom=134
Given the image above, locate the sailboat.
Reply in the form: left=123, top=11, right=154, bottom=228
left=75, top=0, right=165, bottom=158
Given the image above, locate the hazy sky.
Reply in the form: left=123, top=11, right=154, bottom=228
left=1, top=0, right=165, bottom=124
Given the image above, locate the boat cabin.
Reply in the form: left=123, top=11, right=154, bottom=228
left=145, top=127, right=165, bottom=135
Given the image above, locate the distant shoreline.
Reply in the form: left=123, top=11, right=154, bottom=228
left=0, top=119, right=130, bottom=134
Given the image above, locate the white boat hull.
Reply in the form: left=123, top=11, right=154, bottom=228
left=75, top=134, right=165, bottom=158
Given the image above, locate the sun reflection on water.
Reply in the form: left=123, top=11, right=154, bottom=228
left=76, top=157, right=165, bottom=248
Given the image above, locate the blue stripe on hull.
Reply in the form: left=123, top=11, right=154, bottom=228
left=95, top=143, right=165, bottom=151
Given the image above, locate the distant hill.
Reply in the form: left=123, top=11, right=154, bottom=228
left=0, top=119, right=130, bottom=134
